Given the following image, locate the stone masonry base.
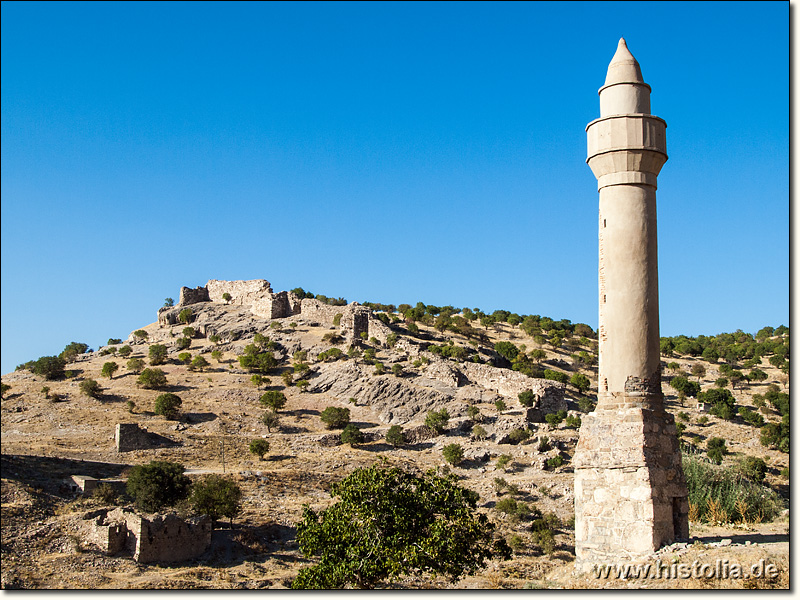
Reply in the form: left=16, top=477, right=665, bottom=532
left=573, top=400, right=689, bottom=571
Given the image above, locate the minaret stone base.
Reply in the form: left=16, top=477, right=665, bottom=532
left=573, top=397, right=689, bottom=570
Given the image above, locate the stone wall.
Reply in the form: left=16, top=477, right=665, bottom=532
left=83, top=508, right=212, bottom=563
left=206, top=279, right=272, bottom=306
left=178, top=286, right=210, bottom=307
left=115, top=423, right=151, bottom=452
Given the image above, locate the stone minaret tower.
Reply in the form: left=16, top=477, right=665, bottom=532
left=573, top=38, right=689, bottom=569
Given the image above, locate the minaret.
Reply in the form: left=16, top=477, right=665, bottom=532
left=573, top=38, right=688, bottom=569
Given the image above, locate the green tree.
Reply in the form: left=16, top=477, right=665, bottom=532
left=190, top=355, right=210, bottom=372
left=443, top=443, right=465, bottom=466
left=127, top=357, right=145, bottom=374
left=211, top=349, right=223, bottom=363
left=260, top=390, right=287, bottom=412
left=177, top=352, right=192, bottom=365
left=292, top=464, right=509, bottom=589
left=2, top=382, right=13, bottom=398
left=101, top=361, right=119, bottom=379
left=425, top=408, right=450, bottom=433
left=472, top=424, right=488, bottom=441
left=262, top=410, right=280, bottom=432
left=383, top=425, right=403, bottom=447
left=154, top=393, right=182, bottom=420
left=518, top=390, right=536, bottom=407
left=164, top=297, right=174, bottom=308
left=569, top=373, right=591, bottom=394
left=60, top=342, right=90, bottom=362
left=182, top=327, right=195, bottom=338
left=190, top=475, right=242, bottom=526
left=178, top=308, right=193, bottom=324
left=126, top=461, right=191, bottom=512
left=133, top=329, right=149, bottom=340
left=25, top=356, right=67, bottom=380
left=699, top=388, right=736, bottom=420
left=249, top=438, right=269, bottom=460
left=691, top=363, right=707, bottom=381
left=176, top=336, right=191, bottom=351
left=148, top=344, right=168, bottom=365
left=340, top=424, right=364, bottom=446
left=543, top=369, right=568, bottom=384
left=80, top=378, right=102, bottom=398
left=209, top=334, right=221, bottom=345
left=738, top=456, right=767, bottom=483
left=137, top=368, right=168, bottom=390
left=706, top=437, right=728, bottom=465
left=320, top=406, right=350, bottom=429
left=495, top=399, right=508, bottom=413
left=222, top=292, right=232, bottom=304
left=494, top=341, right=519, bottom=362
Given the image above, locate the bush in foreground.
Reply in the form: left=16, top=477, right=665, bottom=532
left=292, top=464, right=510, bottom=589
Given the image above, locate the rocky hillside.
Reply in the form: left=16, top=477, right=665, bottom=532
left=0, top=280, right=789, bottom=589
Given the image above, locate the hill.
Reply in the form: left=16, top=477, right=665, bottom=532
left=0, top=279, right=789, bottom=589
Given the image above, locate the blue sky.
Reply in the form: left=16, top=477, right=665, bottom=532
left=1, top=1, right=789, bottom=375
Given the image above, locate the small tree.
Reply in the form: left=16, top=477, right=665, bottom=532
left=386, top=425, right=405, bottom=447
left=189, top=474, right=242, bottom=527
left=133, top=329, right=149, bottom=340
left=177, top=352, right=192, bottom=365
left=190, top=355, right=210, bottom=372
left=222, top=292, right=232, bottom=304
left=101, top=361, right=119, bottom=379
left=1, top=383, right=11, bottom=398
left=149, top=344, right=168, bottom=365
left=425, top=408, right=450, bottom=433
left=472, top=424, right=488, bottom=441
left=127, top=357, right=145, bottom=374
left=443, top=443, right=464, bottom=466
left=251, top=374, right=264, bottom=389
left=176, top=337, right=191, bottom=351
left=262, top=410, right=280, bottom=432
left=164, top=297, right=174, bottom=308
left=249, top=438, right=271, bottom=460
left=209, top=334, right=221, bottom=344
left=211, top=349, right=223, bottom=363
left=154, top=393, right=182, bottom=420
left=137, top=368, right=168, bottom=390
left=118, top=345, right=133, bottom=358
left=80, top=378, right=102, bottom=398
left=495, top=399, right=508, bottom=413
left=126, top=461, right=190, bottom=512
left=518, top=390, right=536, bottom=408
left=320, top=406, right=350, bottom=429
left=178, top=308, right=193, bottom=324
left=260, top=391, right=287, bottom=412
left=569, top=373, right=591, bottom=394
left=707, top=437, right=728, bottom=465
left=340, top=424, right=364, bottom=446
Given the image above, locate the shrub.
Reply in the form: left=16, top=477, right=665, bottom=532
left=738, top=456, right=767, bottom=483
left=340, top=424, right=363, bottom=446
left=133, top=329, right=148, bottom=340
left=386, top=425, right=404, bottom=447
left=101, top=361, right=119, bottom=379
left=154, top=393, right=182, bottom=419
left=127, top=357, right=145, bottom=373
left=495, top=454, right=512, bottom=470
left=320, top=406, right=350, bottom=429
left=211, top=349, right=223, bottom=363
left=494, top=399, right=507, bottom=413
left=518, top=390, right=536, bottom=408
left=564, top=414, right=582, bottom=429
left=189, top=474, right=242, bottom=526
left=699, top=388, right=737, bottom=420
left=127, top=400, right=135, bottom=413
left=569, top=373, right=591, bottom=394
left=467, top=405, right=482, bottom=422
left=182, top=327, right=195, bottom=339
left=239, top=347, right=277, bottom=374
left=260, top=391, right=287, bottom=412
left=1, top=383, right=11, bottom=398
left=537, top=436, right=551, bottom=452
left=530, top=528, right=556, bottom=555
left=391, top=364, right=403, bottom=377
left=190, top=356, right=210, bottom=372
left=126, top=461, right=190, bottom=512
left=222, top=292, right=232, bottom=303
left=178, top=308, right=193, bottom=324
left=545, top=455, right=564, bottom=470
left=706, top=437, right=728, bottom=465
left=543, top=369, right=568, bottom=384
left=738, top=407, right=765, bottom=427
left=177, top=352, right=192, bottom=365
left=176, top=336, right=191, bottom=351
left=544, top=410, right=567, bottom=426
left=249, top=438, right=271, bottom=460
left=578, top=396, right=595, bottom=413
left=425, top=409, right=450, bottom=433
left=506, top=428, right=530, bottom=445
left=472, top=424, right=488, bottom=441
left=760, top=414, right=789, bottom=453
left=373, top=362, right=385, bottom=375
left=262, top=410, right=280, bottom=432
left=137, top=368, right=168, bottom=390
left=442, top=443, right=464, bottom=466
left=118, top=346, right=132, bottom=358
left=669, top=376, right=700, bottom=398
left=148, top=344, right=168, bottom=365
left=79, top=378, right=102, bottom=398
left=683, top=456, right=784, bottom=523
left=292, top=464, right=508, bottom=589
left=209, top=334, right=221, bottom=344
left=60, top=342, right=90, bottom=362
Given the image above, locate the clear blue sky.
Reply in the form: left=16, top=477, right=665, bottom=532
left=1, top=1, right=789, bottom=375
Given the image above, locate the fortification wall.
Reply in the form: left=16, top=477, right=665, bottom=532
left=206, top=279, right=272, bottom=306
left=116, top=423, right=151, bottom=452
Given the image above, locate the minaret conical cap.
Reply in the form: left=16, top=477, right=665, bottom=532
left=604, top=38, right=645, bottom=86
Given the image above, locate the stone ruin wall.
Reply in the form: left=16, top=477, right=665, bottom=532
left=206, top=279, right=272, bottom=306
left=115, top=423, right=152, bottom=452
left=83, top=507, right=212, bottom=563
